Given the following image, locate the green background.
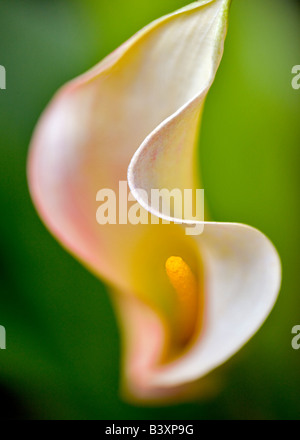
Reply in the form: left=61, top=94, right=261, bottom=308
left=0, top=0, right=299, bottom=419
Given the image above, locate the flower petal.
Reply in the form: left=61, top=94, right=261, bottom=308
left=28, top=0, right=231, bottom=287
left=128, top=0, right=231, bottom=200
left=28, top=0, right=281, bottom=401
left=111, top=222, right=281, bottom=400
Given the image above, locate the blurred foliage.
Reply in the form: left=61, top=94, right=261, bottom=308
left=0, top=0, right=299, bottom=419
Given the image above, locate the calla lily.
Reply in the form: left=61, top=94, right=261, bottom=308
left=27, top=0, right=281, bottom=402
